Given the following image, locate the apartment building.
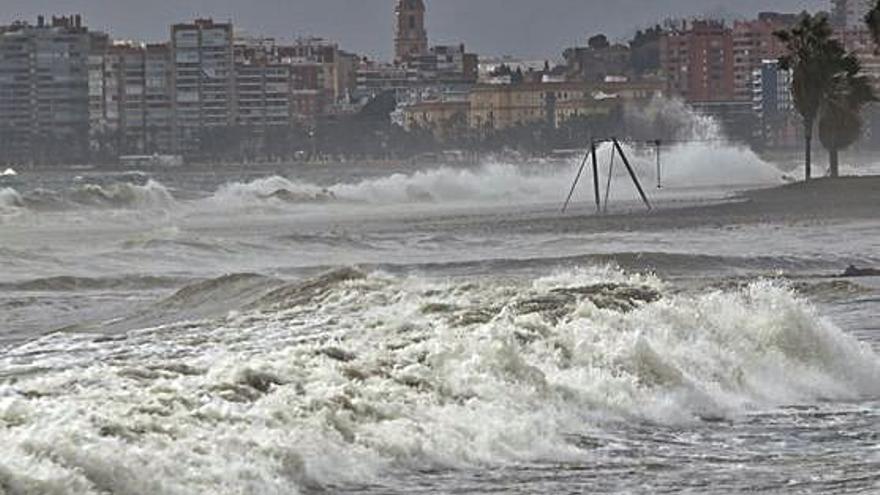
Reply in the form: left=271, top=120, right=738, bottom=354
left=732, top=13, right=797, bottom=102
left=234, top=37, right=291, bottom=129
left=752, top=59, right=799, bottom=147
left=660, top=20, right=736, bottom=103
left=0, top=16, right=93, bottom=163
left=170, top=19, right=235, bottom=153
left=277, top=38, right=356, bottom=123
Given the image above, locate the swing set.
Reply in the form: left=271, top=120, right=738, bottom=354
left=561, top=137, right=662, bottom=214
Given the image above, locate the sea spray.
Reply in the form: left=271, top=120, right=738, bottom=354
left=197, top=149, right=781, bottom=213
left=0, top=187, right=24, bottom=211
left=68, top=179, right=175, bottom=209
left=0, top=266, right=877, bottom=493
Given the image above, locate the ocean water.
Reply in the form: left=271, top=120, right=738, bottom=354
left=1, top=142, right=879, bottom=494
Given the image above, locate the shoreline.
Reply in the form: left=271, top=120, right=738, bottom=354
left=485, top=176, right=880, bottom=235
left=626, top=175, right=879, bottom=222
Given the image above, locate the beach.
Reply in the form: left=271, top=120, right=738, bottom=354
left=0, top=157, right=878, bottom=493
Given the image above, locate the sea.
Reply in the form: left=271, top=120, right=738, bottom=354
left=0, top=138, right=879, bottom=494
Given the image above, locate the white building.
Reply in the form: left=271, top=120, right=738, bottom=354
left=171, top=19, right=235, bottom=154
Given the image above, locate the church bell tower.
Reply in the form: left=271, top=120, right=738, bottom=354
left=395, top=0, right=428, bottom=63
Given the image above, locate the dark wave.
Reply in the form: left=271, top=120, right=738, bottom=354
left=66, top=273, right=285, bottom=335
left=0, top=275, right=186, bottom=292
left=276, top=232, right=386, bottom=251
left=250, top=267, right=367, bottom=311
left=120, top=237, right=236, bottom=254
left=19, top=188, right=68, bottom=211
left=156, top=273, right=281, bottom=311
left=363, top=251, right=857, bottom=278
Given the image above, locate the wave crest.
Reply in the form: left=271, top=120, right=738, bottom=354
left=0, top=187, right=24, bottom=211
left=1, top=267, right=877, bottom=492
left=68, top=179, right=175, bottom=209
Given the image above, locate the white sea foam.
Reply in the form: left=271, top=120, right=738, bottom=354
left=0, top=266, right=876, bottom=493
left=0, top=187, right=23, bottom=210
left=0, top=187, right=27, bottom=223
left=206, top=175, right=332, bottom=210
left=194, top=100, right=785, bottom=213
left=196, top=145, right=782, bottom=213
left=69, top=179, right=175, bottom=209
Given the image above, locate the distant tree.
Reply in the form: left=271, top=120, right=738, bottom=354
left=490, top=64, right=511, bottom=78
left=866, top=1, right=880, bottom=46
left=357, top=91, right=397, bottom=123
left=776, top=14, right=841, bottom=181
left=818, top=54, right=876, bottom=177
left=588, top=34, right=610, bottom=50
left=629, top=25, right=663, bottom=75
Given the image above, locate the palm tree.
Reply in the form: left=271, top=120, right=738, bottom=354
left=818, top=53, right=876, bottom=177
left=775, top=14, right=840, bottom=181
left=866, top=1, right=880, bottom=46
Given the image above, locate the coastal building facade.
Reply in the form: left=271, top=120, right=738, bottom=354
left=0, top=16, right=93, bottom=163
left=170, top=18, right=235, bottom=154
left=753, top=59, right=799, bottom=147
left=732, top=13, right=798, bottom=102
left=660, top=20, right=736, bottom=103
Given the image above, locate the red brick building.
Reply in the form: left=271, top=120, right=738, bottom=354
left=732, top=13, right=798, bottom=101
left=660, top=20, right=735, bottom=103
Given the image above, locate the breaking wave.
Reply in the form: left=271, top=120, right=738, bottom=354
left=0, top=187, right=24, bottom=213
left=68, top=179, right=175, bottom=209
left=201, top=151, right=783, bottom=211
left=1, top=266, right=877, bottom=493
left=205, top=175, right=337, bottom=210
left=200, top=163, right=570, bottom=210
left=0, top=149, right=784, bottom=219
left=0, top=180, right=176, bottom=218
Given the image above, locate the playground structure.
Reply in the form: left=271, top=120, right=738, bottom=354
left=562, top=137, right=660, bottom=214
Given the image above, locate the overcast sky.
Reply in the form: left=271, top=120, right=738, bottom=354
left=4, top=0, right=829, bottom=60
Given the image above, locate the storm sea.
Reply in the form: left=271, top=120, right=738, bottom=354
left=1, top=140, right=879, bottom=494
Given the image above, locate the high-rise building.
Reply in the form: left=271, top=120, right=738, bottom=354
left=0, top=16, right=93, bottom=164
left=394, top=0, right=428, bottom=63
left=143, top=44, right=174, bottom=153
left=171, top=19, right=235, bottom=154
left=98, top=42, right=174, bottom=155
left=87, top=40, right=174, bottom=157
left=87, top=31, right=110, bottom=153
left=753, top=59, right=799, bottom=147
left=732, top=13, right=798, bottom=102
left=279, top=38, right=353, bottom=123
left=234, top=36, right=291, bottom=129
left=661, top=20, right=762, bottom=142
left=660, top=20, right=735, bottom=103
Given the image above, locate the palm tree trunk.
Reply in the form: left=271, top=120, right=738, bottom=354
left=804, top=120, right=813, bottom=182
left=829, top=147, right=840, bottom=178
